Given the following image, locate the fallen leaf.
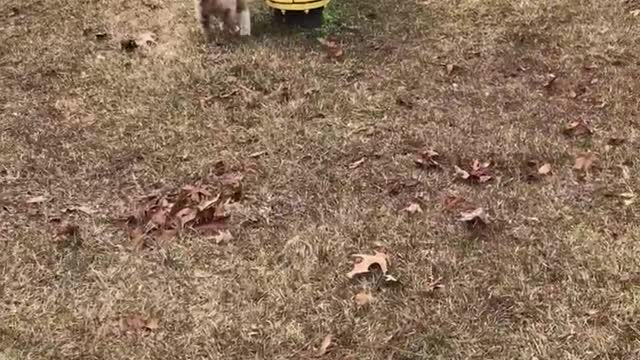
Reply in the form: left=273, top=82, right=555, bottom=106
left=194, top=216, right=228, bottom=235
left=354, top=291, right=373, bottom=306
left=446, top=63, right=455, bottom=75
left=543, top=73, right=558, bottom=88
left=415, top=149, right=442, bottom=169
left=574, top=153, right=596, bottom=171
left=56, top=222, right=80, bottom=237
left=454, top=166, right=470, bottom=179
left=317, top=38, right=344, bottom=59
left=26, top=195, right=47, bottom=204
left=149, top=208, right=168, bottom=228
left=563, top=120, right=592, bottom=136
left=122, top=315, right=159, bottom=333
left=347, top=251, right=388, bottom=278
left=129, top=227, right=145, bottom=251
left=212, top=230, right=234, bottom=244
left=249, top=150, right=267, bottom=158
left=402, top=203, right=423, bottom=214
left=538, top=163, right=552, bottom=175
left=459, top=208, right=489, bottom=225
left=442, top=194, right=465, bottom=210
left=156, top=229, right=177, bottom=242
left=197, top=193, right=221, bottom=211
left=136, top=31, right=156, bottom=48
left=456, top=160, right=492, bottom=183
left=219, top=173, right=244, bottom=187
left=144, top=317, right=160, bottom=330
left=317, top=334, right=333, bottom=356
left=607, top=137, right=626, bottom=146
left=183, top=185, right=212, bottom=202
left=632, top=9, right=640, bottom=17
left=64, top=205, right=96, bottom=215
left=174, top=207, right=197, bottom=227
left=349, top=157, right=366, bottom=169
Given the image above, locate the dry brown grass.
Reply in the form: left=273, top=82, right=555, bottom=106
left=2, top=0, right=640, bottom=358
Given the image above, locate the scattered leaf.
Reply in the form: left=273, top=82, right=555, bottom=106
left=607, top=137, right=626, bottom=146
left=249, top=150, right=267, bottom=158
left=122, top=315, right=159, bottom=334
left=402, top=203, right=423, bottom=214
left=174, top=207, right=197, bottom=227
left=349, top=157, right=366, bottom=169
left=317, top=38, right=344, bottom=59
left=149, top=208, right=168, bottom=228
left=354, top=291, right=373, bottom=306
left=129, top=227, right=145, bottom=251
left=136, top=31, right=156, bottom=47
left=317, top=334, right=333, bottom=357
left=456, top=160, right=492, bottom=183
left=415, top=149, right=442, bottom=169
left=183, top=185, right=212, bottom=202
left=459, top=207, right=489, bottom=225
left=454, top=166, right=470, bottom=180
left=197, top=193, right=221, bottom=211
left=347, top=251, right=388, bottom=278
left=64, top=205, right=96, bottom=215
left=543, top=73, right=558, bottom=88
left=212, top=230, right=234, bottom=244
left=56, top=222, right=80, bottom=237
left=574, top=153, right=596, bottom=171
left=563, top=120, right=592, bottom=137
left=538, top=163, right=552, bottom=175
left=144, top=317, right=160, bottom=330
left=445, top=63, right=455, bottom=75
left=442, top=194, right=465, bottom=210
left=26, top=195, right=46, bottom=204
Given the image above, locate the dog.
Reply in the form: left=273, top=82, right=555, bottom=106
left=195, top=0, right=251, bottom=40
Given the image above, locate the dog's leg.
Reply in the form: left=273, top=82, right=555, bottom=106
left=195, top=0, right=215, bottom=41
left=237, top=0, right=251, bottom=36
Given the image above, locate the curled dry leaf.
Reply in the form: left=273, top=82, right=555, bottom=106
left=129, top=227, right=145, bottom=251
left=56, top=221, right=80, bottom=237
left=317, top=38, right=344, bottom=59
left=26, top=195, right=47, bottom=204
left=456, top=160, right=492, bottom=183
left=415, top=149, right=441, bottom=169
left=563, top=120, right=592, bottom=136
left=454, top=166, right=470, bottom=180
left=174, top=207, right=197, bottom=227
left=538, top=163, right=552, bottom=175
left=136, top=31, right=156, bottom=48
left=183, top=185, right=212, bottom=203
left=317, top=334, right=333, bottom=357
left=354, top=291, right=373, bottom=306
left=349, top=157, right=366, bottom=169
left=574, top=153, right=596, bottom=171
left=122, top=315, right=160, bottom=334
left=402, top=203, right=423, bottom=214
left=442, top=194, right=465, bottom=210
left=347, top=251, right=388, bottom=278
left=459, top=207, right=489, bottom=224
left=197, top=193, right=221, bottom=211
left=63, top=205, right=96, bottom=215
left=212, top=230, right=234, bottom=244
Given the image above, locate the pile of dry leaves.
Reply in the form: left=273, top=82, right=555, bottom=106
left=119, top=173, right=243, bottom=250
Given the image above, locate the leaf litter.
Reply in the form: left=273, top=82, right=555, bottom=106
left=347, top=251, right=389, bottom=279
left=454, top=159, right=492, bottom=183
left=117, top=173, right=244, bottom=246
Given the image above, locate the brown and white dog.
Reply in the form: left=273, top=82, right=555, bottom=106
left=195, top=0, right=251, bottom=40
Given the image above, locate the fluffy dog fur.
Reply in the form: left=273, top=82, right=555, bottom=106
left=195, top=0, right=251, bottom=40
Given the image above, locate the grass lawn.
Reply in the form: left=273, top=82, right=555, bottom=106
left=1, top=0, right=640, bottom=358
